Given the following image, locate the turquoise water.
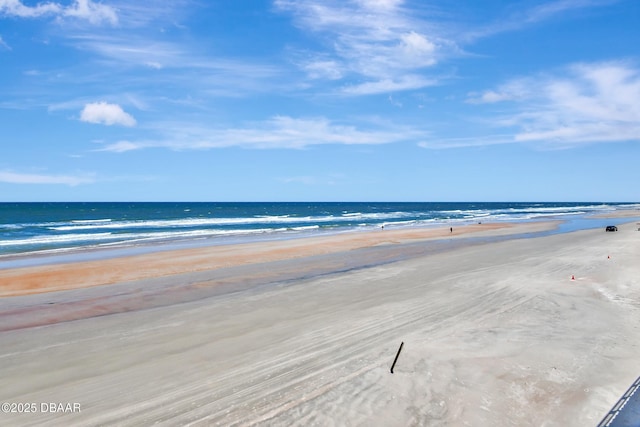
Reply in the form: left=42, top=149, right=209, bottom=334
left=0, top=202, right=637, bottom=258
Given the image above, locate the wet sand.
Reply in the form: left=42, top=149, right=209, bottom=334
left=1, top=220, right=639, bottom=426
left=0, top=222, right=540, bottom=297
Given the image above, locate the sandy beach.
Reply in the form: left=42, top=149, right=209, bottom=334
left=1, top=219, right=639, bottom=426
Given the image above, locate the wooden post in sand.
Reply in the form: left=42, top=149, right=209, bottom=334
left=390, top=341, right=404, bottom=374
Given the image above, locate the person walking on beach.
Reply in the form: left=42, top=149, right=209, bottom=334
left=450, top=227, right=453, bottom=233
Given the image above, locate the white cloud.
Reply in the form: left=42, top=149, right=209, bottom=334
left=342, top=75, right=437, bottom=95
left=523, top=0, right=618, bottom=25
left=470, top=90, right=509, bottom=104
left=472, top=61, right=640, bottom=146
left=104, top=1, right=189, bottom=29
left=97, top=115, right=423, bottom=152
left=0, top=0, right=117, bottom=25
left=302, top=59, right=343, bottom=80
left=354, top=0, right=403, bottom=10
left=417, top=134, right=515, bottom=149
left=388, top=94, right=402, bottom=107
left=145, top=61, right=163, bottom=69
left=275, top=0, right=449, bottom=94
left=0, top=34, right=11, bottom=50
left=63, top=0, right=117, bottom=25
left=66, top=35, right=180, bottom=69
left=0, top=170, right=94, bottom=186
left=400, top=31, right=436, bottom=59
left=80, top=101, right=136, bottom=127
left=467, top=80, right=532, bottom=104
left=276, top=0, right=622, bottom=97
left=462, top=0, right=620, bottom=41
left=0, top=0, right=61, bottom=18
left=98, top=140, right=140, bottom=152
left=67, top=34, right=280, bottom=96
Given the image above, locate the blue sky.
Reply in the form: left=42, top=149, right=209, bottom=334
left=1, top=0, right=639, bottom=202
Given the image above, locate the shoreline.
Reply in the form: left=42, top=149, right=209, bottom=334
left=0, top=221, right=557, bottom=298
left=1, top=209, right=638, bottom=298
left=1, top=205, right=638, bottom=268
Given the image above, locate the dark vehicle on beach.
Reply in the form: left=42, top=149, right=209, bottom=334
left=605, top=226, right=618, bottom=232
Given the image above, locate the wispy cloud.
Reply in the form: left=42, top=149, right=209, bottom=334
left=466, top=79, right=533, bottom=104
left=274, top=0, right=623, bottom=97
left=417, top=134, right=515, bottom=149
left=69, top=34, right=184, bottom=69
left=299, top=57, right=343, bottom=80
left=63, top=32, right=283, bottom=97
left=73, top=33, right=279, bottom=73
left=98, top=140, right=139, bottom=153
left=341, top=75, right=437, bottom=95
left=0, top=0, right=61, bottom=18
left=0, top=1, right=287, bottom=119
left=105, top=0, right=191, bottom=29
left=0, top=0, right=117, bottom=25
left=97, top=115, right=424, bottom=151
left=275, top=0, right=453, bottom=95
left=80, top=101, right=136, bottom=126
left=0, top=34, right=10, bottom=50
left=520, top=0, right=619, bottom=24
left=467, top=61, right=640, bottom=147
left=462, top=0, right=620, bottom=41
left=0, top=170, right=94, bottom=186
left=62, top=0, right=118, bottom=25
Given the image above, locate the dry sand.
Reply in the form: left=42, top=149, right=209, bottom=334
left=0, top=220, right=639, bottom=426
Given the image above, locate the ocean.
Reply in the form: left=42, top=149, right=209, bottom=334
left=0, top=202, right=638, bottom=260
